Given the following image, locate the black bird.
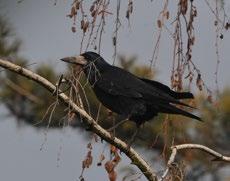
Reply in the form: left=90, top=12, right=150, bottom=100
left=61, top=52, right=202, bottom=127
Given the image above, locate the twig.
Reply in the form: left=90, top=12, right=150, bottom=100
left=0, top=58, right=158, bottom=181
left=112, top=0, right=121, bottom=65
left=160, top=144, right=230, bottom=180
left=204, top=0, right=225, bottom=26
left=150, top=0, right=168, bottom=68
left=214, top=0, right=220, bottom=94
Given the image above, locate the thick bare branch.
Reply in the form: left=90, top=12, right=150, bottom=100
left=0, top=58, right=157, bottom=181
left=160, top=144, right=230, bottom=180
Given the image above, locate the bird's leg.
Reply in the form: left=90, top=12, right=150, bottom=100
left=107, top=118, right=129, bottom=132
left=53, top=74, right=71, bottom=95
left=127, top=126, right=140, bottom=149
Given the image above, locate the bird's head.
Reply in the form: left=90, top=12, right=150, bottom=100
left=60, top=51, right=108, bottom=70
left=61, top=51, right=110, bottom=84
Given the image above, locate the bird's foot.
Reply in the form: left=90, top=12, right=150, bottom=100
left=126, top=127, right=140, bottom=149
left=107, top=119, right=128, bottom=132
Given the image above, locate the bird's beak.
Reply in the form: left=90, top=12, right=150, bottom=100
left=60, top=55, right=87, bottom=66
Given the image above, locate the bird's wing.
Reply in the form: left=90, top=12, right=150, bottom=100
left=139, top=78, right=194, bottom=99
left=96, top=75, right=143, bottom=98
left=96, top=67, right=193, bottom=108
left=95, top=67, right=144, bottom=98
left=138, top=78, right=195, bottom=108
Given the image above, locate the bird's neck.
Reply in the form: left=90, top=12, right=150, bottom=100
left=83, top=60, right=110, bottom=86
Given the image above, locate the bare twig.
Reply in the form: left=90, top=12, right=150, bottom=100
left=214, top=0, right=220, bottom=94
left=150, top=0, right=168, bottom=68
left=204, top=0, right=225, bottom=26
left=160, top=144, right=230, bottom=180
left=112, top=0, right=121, bottom=65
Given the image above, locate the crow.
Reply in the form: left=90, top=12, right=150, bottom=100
left=61, top=52, right=202, bottom=128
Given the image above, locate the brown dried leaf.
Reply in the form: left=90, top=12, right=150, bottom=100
left=193, top=9, right=197, bottom=17
left=87, top=143, right=92, bottom=150
left=84, top=151, right=93, bottom=168
left=83, top=21, right=89, bottom=33
left=90, top=4, right=95, bottom=12
left=81, top=20, right=84, bottom=29
left=97, top=162, right=102, bottom=166
left=79, top=176, right=85, bottom=181
left=110, top=145, right=117, bottom=154
left=126, top=10, right=129, bottom=19
left=105, top=161, right=114, bottom=173
left=165, top=11, right=169, bottom=19
left=196, top=74, right=203, bottom=91
left=71, top=26, right=76, bottom=33
left=157, top=20, right=162, bottom=28
left=108, top=170, right=117, bottom=181
left=112, top=36, right=116, bottom=46
left=71, top=6, right=77, bottom=17
left=130, top=1, right=133, bottom=13
left=225, top=22, right=230, bottom=30
left=113, top=153, right=121, bottom=165
left=105, top=160, right=118, bottom=181
left=220, top=34, right=224, bottom=39
left=91, top=10, right=96, bottom=17
left=181, top=0, right=188, bottom=15
left=75, top=1, right=80, bottom=10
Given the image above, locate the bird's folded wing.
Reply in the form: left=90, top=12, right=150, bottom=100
left=96, top=69, right=194, bottom=108
left=139, top=78, right=194, bottom=99
left=96, top=76, right=143, bottom=98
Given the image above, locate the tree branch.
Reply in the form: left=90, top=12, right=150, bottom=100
left=160, top=144, right=230, bottom=180
left=0, top=58, right=157, bottom=181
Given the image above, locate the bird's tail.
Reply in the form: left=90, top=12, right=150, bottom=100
left=171, top=92, right=194, bottom=99
left=159, top=104, right=202, bottom=121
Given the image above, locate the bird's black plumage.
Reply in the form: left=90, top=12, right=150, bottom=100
left=61, top=51, right=201, bottom=125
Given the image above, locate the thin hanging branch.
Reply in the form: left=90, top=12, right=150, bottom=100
left=112, top=0, right=121, bottom=65
left=150, top=0, right=169, bottom=68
